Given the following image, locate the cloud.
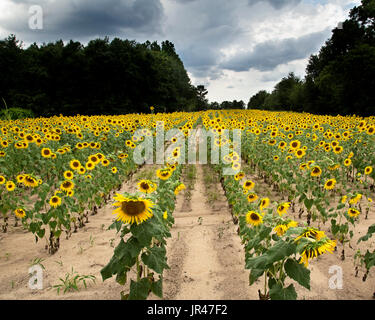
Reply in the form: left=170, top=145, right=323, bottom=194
left=220, top=29, right=331, bottom=72
left=0, top=0, right=164, bottom=41
left=248, top=0, right=302, bottom=9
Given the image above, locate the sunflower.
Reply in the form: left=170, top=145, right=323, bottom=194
left=70, top=159, right=81, bottom=170
left=14, top=208, right=26, bottom=219
left=64, top=170, right=74, bottom=180
left=299, top=238, right=337, bottom=267
left=277, top=202, right=291, bottom=216
left=16, top=174, right=25, bottom=183
left=23, top=174, right=38, bottom=187
left=344, top=158, right=351, bottom=167
left=60, top=180, right=75, bottom=192
left=246, top=211, right=263, bottom=226
left=347, top=208, right=360, bottom=218
left=112, top=167, right=118, bottom=174
left=234, top=172, right=245, bottom=181
left=137, top=180, right=157, bottom=194
left=49, top=195, right=62, bottom=208
left=156, top=169, right=172, bottom=180
left=6, top=181, right=15, bottom=191
left=78, top=166, right=86, bottom=175
left=243, top=180, right=255, bottom=190
left=364, top=166, right=373, bottom=175
left=259, top=197, right=270, bottom=211
left=112, top=193, right=154, bottom=225
left=295, top=148, right=305, bottom=158
left=294, top=227, right=326, bottom=242
left=290, top=140, right=301, bottom=150
left=41, top=148, right=52, bottom=158
left=349, top=193, right=362, bottom=205
left=102, top=159, right=110, bottom=167
left=232, top=162, right=241, bottom=171
left=310, top=166, right=322, bottom=177
left=247, top=192, right=258, bottom=203
left=163, top=211, right=168, bottom=220
left=85, top=161, right=95, bottom=171
left=324, top=178, right=336, bottom=190
left=174, top=183, right=186, bottom=195
left=274, top=224, right=288, bottom=236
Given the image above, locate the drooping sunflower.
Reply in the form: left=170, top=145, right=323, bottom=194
left=347, top=208, right=360, bottom=218
left=49, top=195, right=62, bottom=208
left=274, top=224, right=288, bottom=236
left=324, top=178, right=336, bottom=190
left=299, top=238, right=337, bottom=267
left=14, top=208, right=26, bottom=219
left=174, top=183, right=186, bottom=195
left=294, top=227, right=326, bottom=242
left=60, top=180, right=75, bottom=192
left=246, top=210, right=263, bottom=226
left=247, top=192, right=258, bottom=203
left=277, top=202, right=291, bottom=216
left=259, top=197, right=270, bottom=211
left=112, top=193, right=154, bottom=225
left=137, top=180, right=157, bottom=194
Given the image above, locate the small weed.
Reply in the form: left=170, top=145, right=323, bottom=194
left=53, top=268, right=96, bottom=295
left=29, top=257, right=46, bottom=270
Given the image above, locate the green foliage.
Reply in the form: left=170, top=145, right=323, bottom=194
left=0, top=36, right=196, bottom=116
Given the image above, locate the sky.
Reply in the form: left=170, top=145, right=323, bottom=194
left=0, top=0, right=361, bottom=103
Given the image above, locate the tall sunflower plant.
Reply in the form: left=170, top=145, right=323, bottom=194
left=101, top=164, right=183, bottom=300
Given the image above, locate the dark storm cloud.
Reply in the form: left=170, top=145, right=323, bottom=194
left=1, top=0, right=164, bottom=40
left=220, top=29, right=330, bottom=72
left=247, top=0, right=302, bottom=9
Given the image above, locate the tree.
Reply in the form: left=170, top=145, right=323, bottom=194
left=248, top=90, right=270, bottom=109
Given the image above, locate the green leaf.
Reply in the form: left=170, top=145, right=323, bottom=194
left=266, top=240, right=296, bottom=264
left=284, top=258, right=310, bottom=289
left=141, top=245, right=169, bottom=274
left=358, top=224, right=375, bottom=243
left=249, top=268, right=264, bottom=285
left=304, top=198, right=314, bottom=211
left=127, top=278, right=151, bottom=300
left=151, top=278, right=163, bottom=298
left=269, top=283, right=297, bottom=300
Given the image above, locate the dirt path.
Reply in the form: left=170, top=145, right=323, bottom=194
left=0, top=165, right=157, bottom=300
left=163, top=163, right=257, bottom=300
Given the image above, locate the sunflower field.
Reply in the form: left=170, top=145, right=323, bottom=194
left=0, top=109, right=374, bottom=300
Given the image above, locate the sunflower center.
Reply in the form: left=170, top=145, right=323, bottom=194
left=63, top=181, right=72, bottom=188
left=52, top=197, right=58, bottom=203
left=121, top=201, right=146, bottom=216
left=140, top=182, right=149, bottom=190
left=250, top=213, right=259, bottom=221
left=327, top=181, right=333, bottom=186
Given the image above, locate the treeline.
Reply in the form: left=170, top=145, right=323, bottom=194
left=248, top=0, right=375, bottom=116
left=0, top=36, right=200, bottom=117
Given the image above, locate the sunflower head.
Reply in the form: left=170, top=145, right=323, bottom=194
left=137, top=180, right=157, bottom=194
left=246, top=211, right=263, bottom=226
left=14, top=208, right=26, bottom=219
left=112, top=193, right=154, bottom=225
